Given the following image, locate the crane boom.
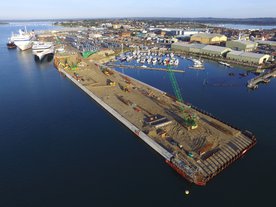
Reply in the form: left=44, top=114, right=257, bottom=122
left=167, top=64, right=198, bottom=130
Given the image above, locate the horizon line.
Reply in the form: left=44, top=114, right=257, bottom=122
left=1, top=16, right=276, bottom=22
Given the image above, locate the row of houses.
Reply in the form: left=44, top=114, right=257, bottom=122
left=172, top=42, right=271, bottom=65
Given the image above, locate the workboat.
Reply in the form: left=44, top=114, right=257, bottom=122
left=163, top=58, right=170, bottom=65
left=6, top=40, right=16, bottom=49
left=174, top=58, right=179, bottom=66
left=189, top=59, right=204, bottom=69
left=126, top=55, right=133, bottom=62
left=120, top=55, right=127, bottom=62
left=140, top=58, right=146, bottom=64
left=10, top=27, right=35, bottom=51
left=219, top=61, right=232, bottom=67
left=169, top=59, right=174, bottom=65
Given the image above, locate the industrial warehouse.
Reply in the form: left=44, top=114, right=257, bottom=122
left=172, top=42, right=271, bottom=65
left=226, top=40, right=258, bottom=52
left=190, top=33, right=227, bottom=45
left=226, top=51, right=271, bottom=65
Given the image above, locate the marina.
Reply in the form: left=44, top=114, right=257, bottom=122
left=119, top=51, right=180, bottom=67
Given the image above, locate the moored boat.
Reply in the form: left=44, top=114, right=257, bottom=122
left=32, top=41, right=52, bottom=50
left=219, top=61, right=232, bottom=68
left=10, top=27, right=35, bottom=51
left=6, top=40, right=16, bottom=49
left=189, top=59, right=204, bottom=69
left=33, top=47, right=54, bottom=61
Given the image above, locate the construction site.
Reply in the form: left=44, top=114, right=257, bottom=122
left=54, top=45, right=256, bottom=186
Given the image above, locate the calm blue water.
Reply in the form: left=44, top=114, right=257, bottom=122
left=211, top=23, right=276, bottom=30
left=0, top=23, right=275, bottom=207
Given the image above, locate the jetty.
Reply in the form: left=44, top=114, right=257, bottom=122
left=247, top=68, right=276, bottom=89
left=54, top=47, right=256, bottom=186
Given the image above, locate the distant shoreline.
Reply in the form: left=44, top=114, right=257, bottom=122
left=1, top=17, right=276, bottom=25
left=1, top=18, right=276, bottom=29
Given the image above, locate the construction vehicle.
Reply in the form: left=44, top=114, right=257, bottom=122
left=107, top=79, right=116, bottom=86
left=102, top=68, right=114, bottom=76
left=131, top=103, right=141, bottom=112
left=166, top=64, right=198, bottom=130
left=73, top=72, right=80, bottom=81
left=122, top=85, right=130, bottom=93
left=123, top=76, right=132, bottom=84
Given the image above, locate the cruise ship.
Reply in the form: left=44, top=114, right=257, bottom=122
left=10, top=28, right=35, bottom=51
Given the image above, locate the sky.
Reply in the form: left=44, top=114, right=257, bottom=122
left=0, top=0, right=276, bottom=20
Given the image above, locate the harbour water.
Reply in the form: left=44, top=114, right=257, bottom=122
left=0, top=23, right=275, bottom=207
left=211, top=23, right=276, bottom=30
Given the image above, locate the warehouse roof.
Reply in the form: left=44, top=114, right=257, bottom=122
left=202, top=45, right=231, bottom=52
left=190, top=43, right=206, bottom=49
left=256, top=40, right=276, bottom=47
left=230, top=40, right=256, bottom=45
left=242, top=52, right=270, bottom=58
left=192, top=33, right=226, bottom=39
left=228, top=51, right=270, bottom=58
left=172, top=42, right=190, bottom=47
left=172, top=42, right=206, bottom=49
left=227, top=51, right=243, bottom=56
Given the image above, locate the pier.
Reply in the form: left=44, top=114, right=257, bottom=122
left=106, top=63, right=185, bottom=73
left=247, top=68, right=276, bottom=89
